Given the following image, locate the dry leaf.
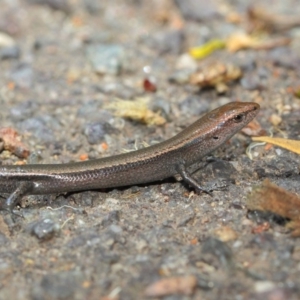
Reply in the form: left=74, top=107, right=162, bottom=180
left=247, top=179, right=300, bottom=237
left=226, top=32, right=259, bottom=52
left=248, top=6, right=300, bottom=33
left=144, top=275, right=197, bottom=297
left=252, top=136, right=300, bottom=155
left=226, top=32, right=290, bottom=52
left=105, top=97, right=166, bottom=126
left=190, top=62, right=242, bottom=92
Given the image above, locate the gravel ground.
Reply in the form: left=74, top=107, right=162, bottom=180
left=0, top=0, right=300, bottom=299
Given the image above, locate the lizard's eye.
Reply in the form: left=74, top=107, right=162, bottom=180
left=233, top=113, right=245, bottom=123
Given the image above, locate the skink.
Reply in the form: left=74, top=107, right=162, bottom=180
left=0, top=102, right=259, bottom=212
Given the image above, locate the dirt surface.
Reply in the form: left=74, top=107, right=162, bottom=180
left=0, top=0, right=300, bottom=299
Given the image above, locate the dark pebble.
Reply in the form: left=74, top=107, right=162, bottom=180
left=30, top=218, right=59, bottom=240
left=207, top=160, right=236, bottom=179
left=174, top=0, right=220, bottom=21
left=26, top=0, right=72, bottom=14
left=0, top=46, right=20, bottom=60
left=148, top=30, right=185, bottom=55
left=33, top=38, right=55, bottom=50
left=50, top=141, right=64, bottom=156
left=66, top=139, right=82, bottom=153
left=0, top=141, right=4, bottom=153
left=83, top=122, right=116, bottom=145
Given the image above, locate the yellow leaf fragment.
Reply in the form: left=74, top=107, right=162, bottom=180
left=105, top=97, right=166, bottom=126
left=252, top=136, right=300, bottom=155
left=189, top=39, right=225, bottom=60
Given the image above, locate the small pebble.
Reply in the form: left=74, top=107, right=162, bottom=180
left=10, top=100, right=38, bottom=121
left=174, top=0, right=220, bottom=21
left=0, top=45, right=20, bottom=60
left=77, top=101, right=112, bottom=123
left=169, top=69, right=194, bottom=84
left=201, top=237, right=233, bottom=268
left=269, top=114, right=282, bottom=126
left=270, top=47, right=300, bottom=69
left=236, top=54, right=256, bottom=71
left=213, top=226, right=238, bottom=242
left=83, top=0, right=103, bottom=14
left=151, top=97, right=171, bottom=117
left=175, top=53, right=198, bottom=70
left=9, top=63, right=34, bottom=88
left=83, top=122, right=116, bottom=145
left=179, top=95, right=210, bottom=116
left=66, top=139, right=82, bottom=154
left=101, top=210, right=120, bottom=227
left=31, top=218, right=59, bottom=240
left=36, top=272, right=80, bottom=299
left=254, top=281, right=276, bottom=293
left=240, top=74, right=263, bottom=90
left=257, top=66, right=270, bottom=79
left=148, top=29, right=185, bottom=55
left=0, top=32, right=15, bottom=47
left=86, top=43, right=126, bottom=75
left=95, top=82, right=137, bottom=99
left=27, top=0, right=71, bottom=14
left=0, top=232, right=9, bottom=245
left=19, top=116, right=57, bottom=143
left=108, top=224, right=122, bottom=234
